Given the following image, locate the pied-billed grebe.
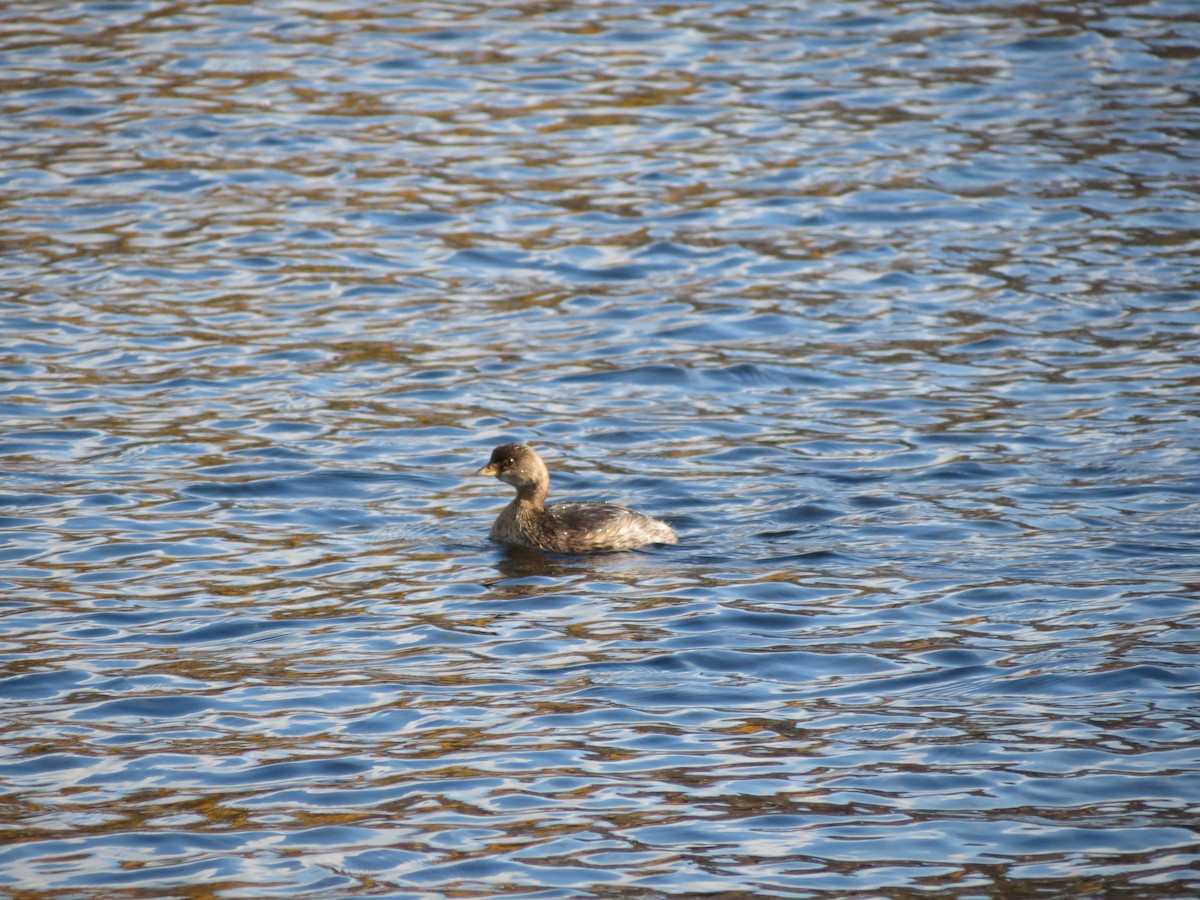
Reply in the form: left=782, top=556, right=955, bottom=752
left=476, top=443, right=677, bottom=553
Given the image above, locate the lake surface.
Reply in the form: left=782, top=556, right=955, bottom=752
left=3, top=1, right=1199, bottom=897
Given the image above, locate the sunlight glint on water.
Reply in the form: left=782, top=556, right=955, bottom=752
left=1, top=1, right=1199, bottom=897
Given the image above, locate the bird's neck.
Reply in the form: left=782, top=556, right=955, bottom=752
left=516, top=483, right=547, bottom=508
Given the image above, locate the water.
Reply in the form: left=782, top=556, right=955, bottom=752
left=3, top=1, right=1200, bottom=897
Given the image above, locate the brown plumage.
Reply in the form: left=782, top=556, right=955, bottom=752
left=476, top=443, right=677, bottom=553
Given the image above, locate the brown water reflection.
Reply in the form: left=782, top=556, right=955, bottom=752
left=3, top=0, right=1200, bottom=897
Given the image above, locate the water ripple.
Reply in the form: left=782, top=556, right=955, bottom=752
left=2, top=0, right=1200, bottom=897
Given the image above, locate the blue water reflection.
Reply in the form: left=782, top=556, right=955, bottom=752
left=2, top=0, right=1200, bottom=897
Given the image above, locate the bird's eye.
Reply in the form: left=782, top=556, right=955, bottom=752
left=503, top=458, right=514, bottom=468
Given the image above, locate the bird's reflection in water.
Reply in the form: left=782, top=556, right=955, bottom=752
left=483, top=545, right=677, bottom=599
